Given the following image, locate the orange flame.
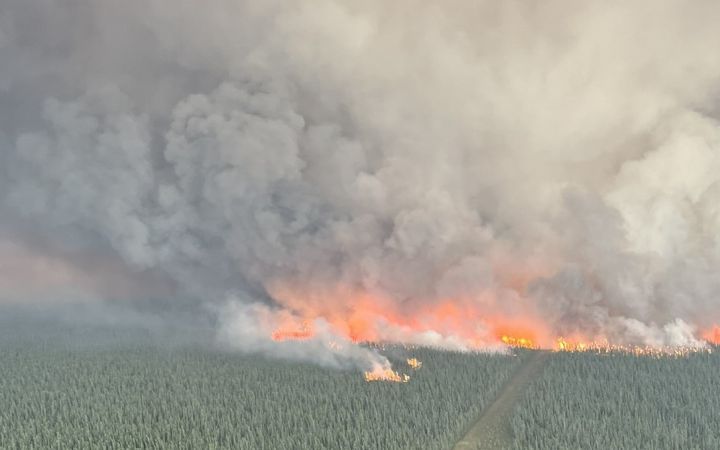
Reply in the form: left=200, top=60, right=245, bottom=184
left=555, top=337, right=709, bottom=357
left=268, top=282, right=557, bottom=349
left=271, top=320, right=314, bottom=342
left=703, top=325, right=720, bottom=345
left=500, top=335, right=537, bottom=349
left=556, top=337, right=591, bottom=352
left=407, top=358, right=422, bottom=369
left=264, top=282, right=719, bottom=357
left=364, top=368, right=410, bottom=383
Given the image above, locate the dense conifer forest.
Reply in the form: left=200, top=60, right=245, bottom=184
left=0, top=323, right=519, bottom=450
left=3, top=318, right=719, bottom=449
left=511, top=350, right=720, bottom=450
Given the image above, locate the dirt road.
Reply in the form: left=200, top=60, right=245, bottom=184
left=452, top=351, right=550, bottom=450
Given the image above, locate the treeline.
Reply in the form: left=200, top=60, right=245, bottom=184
left=0, top=326, right=519, bottom=450
left=511, top=350, right=720, bottom=450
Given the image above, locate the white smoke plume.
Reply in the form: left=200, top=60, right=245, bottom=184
left=3, top=0, right=720, bottom=366
left=217, top=301, right=393, bottom=371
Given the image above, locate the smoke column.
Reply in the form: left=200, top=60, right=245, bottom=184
left=2, top=0, right=720, bottom=366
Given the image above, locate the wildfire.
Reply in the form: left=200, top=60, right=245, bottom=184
left=271, top=321, right=314, bottom=342
left=267, top=283, right=557, bottom=349
left=407, top=358, right=422, bottom=369
left=364, top=368, right=410, bottom=383
left=702, top=325, right=720, bottom=345
left=555, top=337, right=711, bottom=357
left=501, top=335, right=537, bottom=349
left=556, top=337, right=590, bottom=352
left=261, top=284, right=720, bottom=369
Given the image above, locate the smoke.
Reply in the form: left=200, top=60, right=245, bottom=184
left=217, top=301, right=393, bottom=371
left=3, top=0, right=720, bottom=366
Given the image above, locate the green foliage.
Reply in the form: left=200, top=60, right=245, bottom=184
left=0, top=326, right=519, bottom=450
left=510, top=350, right=720, bottom=450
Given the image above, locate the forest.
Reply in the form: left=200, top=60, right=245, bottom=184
left=511, top=350, right=720, bottom=450
left=0, top=321, right=519, bottom=450
left=2, top=318, right=719, bottom=449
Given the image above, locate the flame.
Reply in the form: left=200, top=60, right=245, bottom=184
left=555, top=337, right=710, bottom=357
left=364, top=368, right=410, bottom=383
left=407, top=358, right=422, bottom=369
left=702, top=325, right=720, bottom=345
left=271, top=320, right=314, bottom=342
left=500, top=335, right=537, bottom=349
left=556, top=337, right=591, bottom=352
left=268, top=282, right=557, bottom=350
left=261, top=282, right=719, bottom=364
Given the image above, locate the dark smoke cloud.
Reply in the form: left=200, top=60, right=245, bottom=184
left=3, top=0, right=720, bottom=364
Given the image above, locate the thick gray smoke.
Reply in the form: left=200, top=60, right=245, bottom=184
left=3, top=0, right=720, bottom=362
